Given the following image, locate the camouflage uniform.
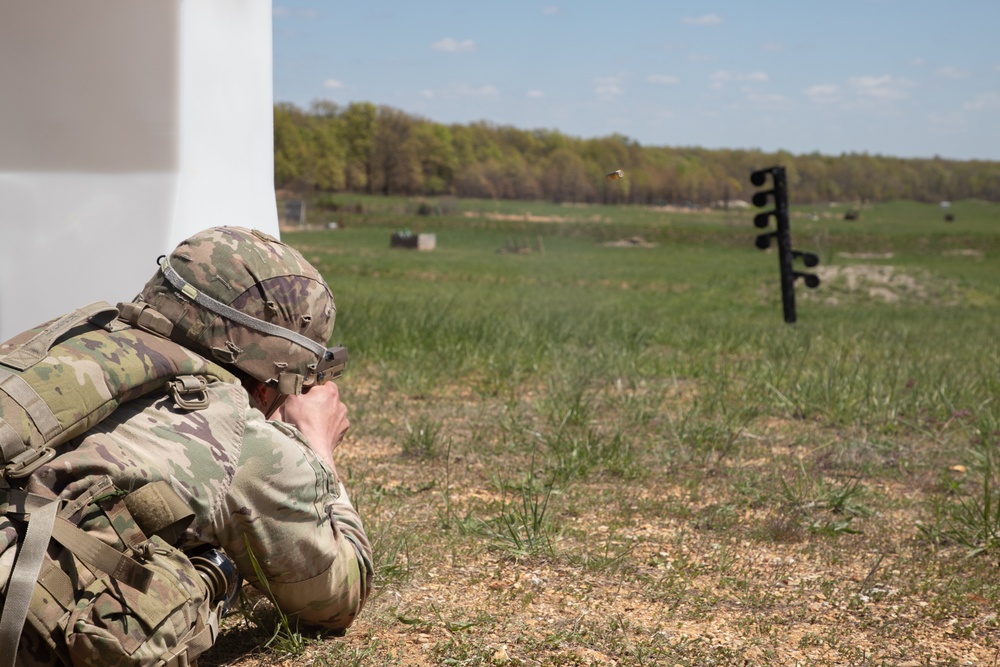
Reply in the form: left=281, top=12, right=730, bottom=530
left=6, top=373, right=372, bottom=666
left=0, top=228, right=372, bottom=666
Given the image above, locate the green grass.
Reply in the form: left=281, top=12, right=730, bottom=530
left=208, top=196, right=1000, bottom=666
left=295, top=209, right=999, bottom=433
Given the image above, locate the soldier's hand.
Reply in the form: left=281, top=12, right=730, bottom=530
left=275, top=382, right=350, bottom=471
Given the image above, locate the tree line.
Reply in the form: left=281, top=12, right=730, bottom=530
left=274, top=101, right=1000, bottom=206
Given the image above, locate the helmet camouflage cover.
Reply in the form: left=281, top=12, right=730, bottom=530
left=138, top=227, right=336, bottom=394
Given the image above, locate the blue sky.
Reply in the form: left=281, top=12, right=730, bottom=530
left=273, top=2, right=1000, bottom=161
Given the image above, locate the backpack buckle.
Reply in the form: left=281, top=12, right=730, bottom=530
left=5, top=446, right=57, bottom=479
left=167, top=376, right=210, bottom=411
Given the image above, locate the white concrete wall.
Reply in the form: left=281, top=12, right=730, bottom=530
left=0, top=1, right=280, bottom=340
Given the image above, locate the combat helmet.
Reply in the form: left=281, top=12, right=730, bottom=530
left=133, top=226, right=339, bottom=397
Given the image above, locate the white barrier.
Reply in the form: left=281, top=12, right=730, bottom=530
left=0, top=1, right=280, bottom=340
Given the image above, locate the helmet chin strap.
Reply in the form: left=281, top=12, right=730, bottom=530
left=157, top=256, right=329, bottom=361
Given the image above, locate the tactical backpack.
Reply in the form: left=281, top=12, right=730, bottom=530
left=0, top=301, right=241, bottom=667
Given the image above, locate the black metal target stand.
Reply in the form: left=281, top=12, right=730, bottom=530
left=751, top=165, right=820, bottom=324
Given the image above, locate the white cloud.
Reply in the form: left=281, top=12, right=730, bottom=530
left=469, top=85, right=499, bottom=97
left=527, top=90, right=545, bottom=98
left=323, top=79, right=344, bottom=90
left=760, top=42, right=785, bottom=52
left=744, top=90, right=790, bottom=111
left=710, top=70, right=768, bottom=90
left=935, top=66, right=970, bottom=80
left=805, top=83, right=841, bottom=105
left=432, top=38, right=477, bottom=53
left=647, top=74, right=680, bottom=85
left=542, top=6, right=561, bottom=15
left=453, top=84, right=499, bottom=98
left=910, top=57, right=926, bottom=67
left=711, top=71, right=768, bottom=82
left=847, top=75, right=913, bottom=101
left=964, top=91, right=1000, bottom=112
left=424, top=84, right=499, bottom=100
left=806, top=75, right=915, bottom=113
left=995, top=64, right=1000, bottom=73
left=682, top=13, right=724, bottom=26
left=273, top=6, right=290, bottom=17
left=594, top=76, right=624, bottom=100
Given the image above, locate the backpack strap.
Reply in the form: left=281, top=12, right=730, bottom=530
left=159, top=611, right=219, bottom=667
left=0, top=479, right=197, bottom=663
left=0, top=302, right=118, bottom=479
left=0, top=302, right=118, bottom=372
left=6, top=477, right=156, bottom=595
left=49, top=516, right=154, bottom=591
left=117, top=301, right=174, bottom=338
left=0, top=491, right=59, bottom=667
left=0, top=418, right=25, bottom=463
left=0, top=371, right=60, bottom=442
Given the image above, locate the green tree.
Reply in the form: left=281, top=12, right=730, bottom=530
left=340, top=102, right=377, bottom=193
left=273, top=103, right=309, bottom=188
left=305, top=109, right=346, bottom=191
left=373, top=106, right=420, bottom=195
left=541, top=148, right=594, bottom=203
left=407, top=122, right=457, bottom=194
left=273, top=101, right=1000, bottom=205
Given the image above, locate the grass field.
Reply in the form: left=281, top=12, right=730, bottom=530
left=207, top=196, right=1000, bottom=666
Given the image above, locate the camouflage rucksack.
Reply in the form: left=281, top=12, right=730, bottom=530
left=0, top=301, right=240, bottom=667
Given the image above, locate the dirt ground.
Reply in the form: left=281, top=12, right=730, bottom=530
left=202, top=410, right=1000, bottom=667
left=197, top=238, right=998, bottom=666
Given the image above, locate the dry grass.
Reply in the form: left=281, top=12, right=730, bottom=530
left=201, top=377, right=1000, bottom=667
left=200, top=201, right=1000, bottom=666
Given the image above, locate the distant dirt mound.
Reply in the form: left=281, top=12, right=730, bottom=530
left=464, top=211, right=567, bottom=223
left=804, top=264, right=960, bottom=306
left=603, top=236, right=657, bottom=248
left=943, top=249, right=985, bottom=260
left=836, top=252, right=894, bottom=260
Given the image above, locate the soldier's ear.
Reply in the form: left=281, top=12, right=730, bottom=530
left=245, top=377, right=285, bottom=417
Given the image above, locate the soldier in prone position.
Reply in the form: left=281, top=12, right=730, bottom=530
left=0, top=227, right=371, bottom=667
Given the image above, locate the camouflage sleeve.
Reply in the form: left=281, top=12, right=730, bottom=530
left=219, top=408, right=373, bottom=630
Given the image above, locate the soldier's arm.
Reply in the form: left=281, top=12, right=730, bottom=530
left=274, top=383, right=349, bottom=472
left=220, top=396, right=372, bottom=631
